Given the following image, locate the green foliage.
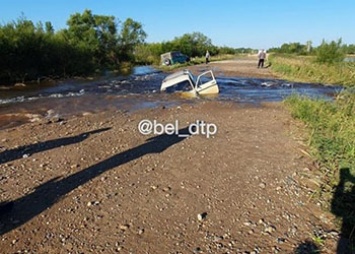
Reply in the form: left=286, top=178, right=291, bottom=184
left=269, top=39, right=355, bottom=58
left=0, top=10, right=147, bottom=84
left=160, top=32, right=214, bottom=57
left=0, top=16, right=53, bottom=82
left=65, top=9, right=128, bottom=68
left=176, top=32, right=211, bottom=56
left=220, top=46, right=254, bottom=54
left=118, top=18, right=147, bottom=61
left=134, top=44, right=157, bottom=65
left=285, top=90, right=355, bottom=241
left=285, top=92, right=355, bottom=180
left=134, top=32, right=249, bottom=66
left=275, top=51, right=355, bottom=243
left=269, top=42, right=310, bottom=55
left=0, top=11, right=251, bottom=81
left=343, top=43, right=355, bottom=54
left=316, top=39, right=345, bottom=64
left=269, top=54, right=355, bottom=86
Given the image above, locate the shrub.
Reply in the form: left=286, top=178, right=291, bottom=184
left=316, top=39, right=345, bottom=64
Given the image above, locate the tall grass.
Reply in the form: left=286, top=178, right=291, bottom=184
left=285, top=92, right=355, bottom=178
left=285, top=91, right=355, bottom=247
left=270, top=54, right=355, bottom=86
left=275, top=54, right=355, bottom=183
left=273, top=53, right=355, bottom=248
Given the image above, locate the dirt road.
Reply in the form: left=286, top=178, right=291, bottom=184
left=0, top=58, right=340, bottom=253
left=179, top=55, right=277, bottom=79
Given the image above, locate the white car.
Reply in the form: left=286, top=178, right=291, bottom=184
left=160, top=69, right=219, bottom=97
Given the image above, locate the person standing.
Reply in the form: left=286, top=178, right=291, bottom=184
left=205, top=50, right=210, bottom=64
left=257, top=49, right=266, bottom=68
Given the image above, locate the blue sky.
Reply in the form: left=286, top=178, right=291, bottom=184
left=1, top=0, right=354, bottom=49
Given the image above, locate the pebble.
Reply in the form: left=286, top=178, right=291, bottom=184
left=197, top=212, right=207, bottom=221
left=213, top=236, right=223, bottom=242
left=264, top=225, right=276, bottom=234
left=119, top=224, right=130, bottom=231
left=243, top=221, right=253, bottom=227
left=258, top=219, right=265, bottom=225
left=259, top=182, right=266, bottom=188
left=87, top=201, right=100, bottom=207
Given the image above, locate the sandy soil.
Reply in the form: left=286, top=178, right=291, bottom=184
left=180, top=55, right=277, bottom=79
left=0, top=58, right=341, bottom=253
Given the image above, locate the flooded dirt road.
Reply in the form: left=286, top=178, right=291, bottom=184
left=0, top=58, right=343, bottom=253
left=0, top=59, right=342, bottom=130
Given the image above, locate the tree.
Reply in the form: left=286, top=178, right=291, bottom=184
left=45, top=21, right=54, bottom=34
left=316, top=38, right=345, bottom=64
left=118, top=18, right=147, bottom=62
left=0, top=10, right=150, bottom=84
left=170, top=32, right=213, bottom=57
left=66, top=9, right=119, bottom=69
left=0, top=17, right=43, bottom=82
left=269, top=42, right=310, bottom=55
left=342, top=44, right=355, bottom=55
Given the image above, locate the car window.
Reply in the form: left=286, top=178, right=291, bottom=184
left=165, top=80, right=193, bottom=93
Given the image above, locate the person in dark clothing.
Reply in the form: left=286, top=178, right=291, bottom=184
left=257, top=49, right=266, bottom=68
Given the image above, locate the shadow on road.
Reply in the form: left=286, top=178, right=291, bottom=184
left=0, top=127, right=190, bottom=235
left=331, top=168, right=355, bottom=254
left=0, top=127, right=111, bottom=164
left=294, top=240, right=320, bottom=254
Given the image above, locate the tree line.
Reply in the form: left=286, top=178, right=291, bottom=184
left=0, top=9, right=253, bottom=85
left=268, top=39, right=355, bottom=64
left=0, top=10, right=147, bottom=84
left=134, top=33, right=253, bottom=65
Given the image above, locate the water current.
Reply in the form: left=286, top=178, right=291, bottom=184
left=0, top=65, right=342, bottom=130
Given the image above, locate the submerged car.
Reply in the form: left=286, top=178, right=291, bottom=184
left=161, top=51, right=190, bottom=65
left=160, top=69, right=219, bottom=97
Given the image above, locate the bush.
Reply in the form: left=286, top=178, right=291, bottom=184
left=316, top=39, right=345, bottom=64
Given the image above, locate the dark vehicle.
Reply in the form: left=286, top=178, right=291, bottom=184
left=161, top=51, right=190, bottom=65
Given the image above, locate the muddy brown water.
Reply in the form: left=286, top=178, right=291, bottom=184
left=0, top=66, right=342, bottom=130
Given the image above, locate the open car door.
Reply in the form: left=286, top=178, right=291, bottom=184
left=195, top=70, right=219, bottom=95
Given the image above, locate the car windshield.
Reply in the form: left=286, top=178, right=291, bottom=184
left=171, top=52, right=182, bottom=57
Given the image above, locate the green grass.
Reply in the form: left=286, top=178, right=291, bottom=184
left=273, top=54, right=355, bottom=247
left=269, top=54, right=355, bottom=86
left=285, top=91, right=355, bottom=179
left=284, top=90, right=355, bottom=247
